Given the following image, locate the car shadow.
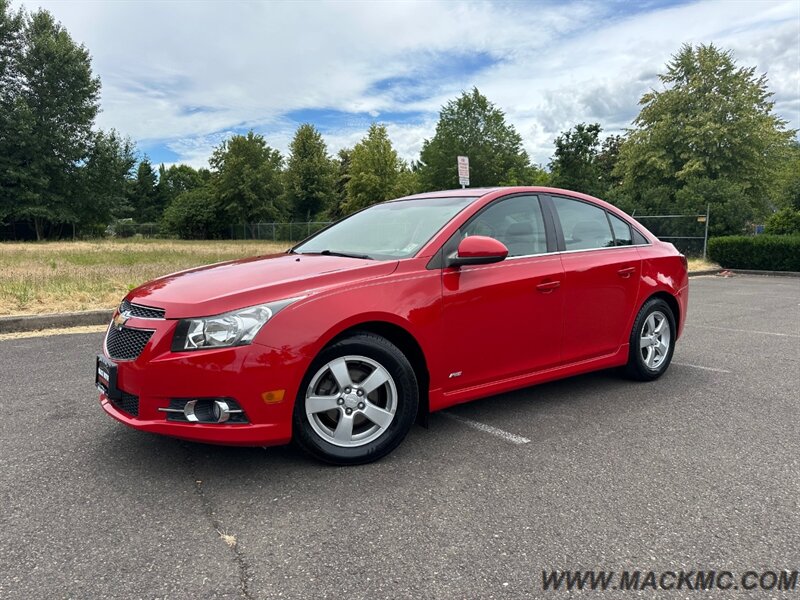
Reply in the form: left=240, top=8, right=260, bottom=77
left=91, top=366, right=653, bottom=473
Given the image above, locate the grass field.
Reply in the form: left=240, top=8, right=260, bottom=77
left=0, top=239, right=289, bottom=315
left=0, top=239, right=719, bottom=316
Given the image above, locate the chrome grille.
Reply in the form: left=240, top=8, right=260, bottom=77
left=105, top=325, right=154, bottom=361
left=120, top=299, right=165, bottom=319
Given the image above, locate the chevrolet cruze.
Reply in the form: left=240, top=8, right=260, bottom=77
left=96, top=187, right=689, bottom=464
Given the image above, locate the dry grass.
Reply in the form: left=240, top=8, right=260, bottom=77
left=687, top=257, right=720, bottom=272
left=0, top=239, right=288, bottom=316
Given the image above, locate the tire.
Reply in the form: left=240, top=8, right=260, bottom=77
left=624, top=298, right=676, bottom=381
left=292, top=332, right=418, bottom=465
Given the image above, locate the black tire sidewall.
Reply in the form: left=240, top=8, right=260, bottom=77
left=627, top=298, right=676, bottom=381
left=292, top=333, right=418, bottom=465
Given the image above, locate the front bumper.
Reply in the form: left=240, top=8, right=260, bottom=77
left=97, top=316, right=306, bottom=446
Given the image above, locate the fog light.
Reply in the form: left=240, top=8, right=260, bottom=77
left=212, top=399, right=231, bottom=423
left=161, top=398, right=247, bottom=424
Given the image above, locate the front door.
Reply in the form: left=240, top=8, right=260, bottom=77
left=440, top=194, right=564, bottom=391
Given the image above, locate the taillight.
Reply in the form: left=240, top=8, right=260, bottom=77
left=679, top=254, right=688, bottom=270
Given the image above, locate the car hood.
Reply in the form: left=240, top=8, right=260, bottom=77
left=125, top=253, right=399, bottom=319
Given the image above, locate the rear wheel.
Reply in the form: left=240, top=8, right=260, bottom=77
left=625, top=298, right=676, bottom=381
left=293, top=333, right=418, bottom=465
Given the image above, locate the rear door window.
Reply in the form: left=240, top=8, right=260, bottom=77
left=552, top=196, right=614, bottom=251
left=608, top=213, right=633, bottom=246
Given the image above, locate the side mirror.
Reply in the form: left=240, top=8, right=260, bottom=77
left=446, top=236, right=509, bottom=268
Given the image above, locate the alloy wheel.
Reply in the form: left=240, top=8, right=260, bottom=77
left=305, top=355, right=398, bottom=448
left=639, top=310, right=671, bottom=370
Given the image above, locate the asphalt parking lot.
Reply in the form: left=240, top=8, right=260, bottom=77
left=1, top=275, right=798, bottom=599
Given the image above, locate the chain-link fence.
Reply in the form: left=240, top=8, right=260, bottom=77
left=228, top=222, right=333, bottom=242
left=632, top=205, right=710, bottom=258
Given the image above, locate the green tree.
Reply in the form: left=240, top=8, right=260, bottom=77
left=128, top=158, right=161, bottom=223
left=283, top=124, right=336, bottom=220
left=343, top=124, right=404, bottom=213
left=549, top=123, right=603, bottom=196
left=162, top=186, right=222, bottom=239
left=394, top=165, right=421, bottom=198
left=417, top=88, right=531, bottom=190
left=764, top=207, right=800, bottom=235
left=78, top=129, right=136, bottom=234
left=615, top=43, right=795, bottom=235
left=324, top=147, right=352, bottom=220
left=0, top=0, right=24, bottom=225
left=597, top=134, right=623, bottom=194
left=1, top=6, right=100, bottom=239
left=772, top=141, right=800, bottom=211
left=209, top=131, right=286, bottom=231
left=157, top=163, right=208, bottom=205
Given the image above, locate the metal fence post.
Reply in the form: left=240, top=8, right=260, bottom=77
left=703, top=204, right=710, bottom=260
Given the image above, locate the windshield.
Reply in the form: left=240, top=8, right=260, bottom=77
left=293, top=196, right=476, bottom=260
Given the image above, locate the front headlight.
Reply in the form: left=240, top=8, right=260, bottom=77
left=171, top=297, right=303, bottom=351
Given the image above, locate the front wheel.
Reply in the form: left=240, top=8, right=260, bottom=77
left=292, top=333, right=418, bottom=465
left=625, top=298, right=676, bottom=381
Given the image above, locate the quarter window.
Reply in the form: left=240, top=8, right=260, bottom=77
left=608, top=213, right=633, bottom=246
left=632, top=229, right=649, bottom=245
left=552, top=197, right=614, bottom=251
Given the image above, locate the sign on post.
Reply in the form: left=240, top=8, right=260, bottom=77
left=457, top=155, right=469, bottom=188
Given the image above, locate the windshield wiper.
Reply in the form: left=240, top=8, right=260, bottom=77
left=311, top=249, right=373, bottom=260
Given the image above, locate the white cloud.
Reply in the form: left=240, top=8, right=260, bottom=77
left=14, top=0, right=800, bottom=167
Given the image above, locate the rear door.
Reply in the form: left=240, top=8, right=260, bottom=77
left=440, top=194, right=564, bottom=391
left=548, top=195, right=641, bottom=364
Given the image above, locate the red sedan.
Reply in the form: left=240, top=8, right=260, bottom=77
left=96, top=187, right=688, bottom=464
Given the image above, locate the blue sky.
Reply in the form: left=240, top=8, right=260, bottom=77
left=15, top=0, right=800, bottom=168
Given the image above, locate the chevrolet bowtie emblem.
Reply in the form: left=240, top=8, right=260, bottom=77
left=113, top=312, right=128, bottom=330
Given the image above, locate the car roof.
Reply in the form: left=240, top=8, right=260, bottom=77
left=397, top=186, right=607, bottom=204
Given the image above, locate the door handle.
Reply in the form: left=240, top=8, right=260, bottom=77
left=617, top=266, right=636, bottom=278
left=536, top=280, right=561, bottom=292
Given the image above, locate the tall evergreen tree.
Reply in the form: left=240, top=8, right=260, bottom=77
left=343, top=124, right=404, bottom=213
left=78, top=130, right=136, bottom=232
left=283, top=124, right=336, bottom=220
left=325, top=147, right=353, bottom=220
left=128, top=158, right=160, bottom=223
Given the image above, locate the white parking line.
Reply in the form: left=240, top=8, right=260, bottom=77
left=672, top=362, right=731, bottom=374
left=692, top=324, right=800, bottom=338
left=442, top=412, right=531, bottom=445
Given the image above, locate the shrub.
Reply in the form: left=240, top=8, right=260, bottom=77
left=113, top=219, right=136, bottom=238
left=708, top=235, right=800, bottom=271
left=162, top=187, right=223, bottom=239
left=764, top=207, right=800, bottom=235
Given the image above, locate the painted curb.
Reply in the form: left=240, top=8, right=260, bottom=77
left=0, top=309, right=112, bottom=334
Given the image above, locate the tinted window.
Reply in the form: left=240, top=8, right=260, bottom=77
left=461, top=195, right=547, bottom=257
left=608, top=213, right=633, bottom=246
left=632, top=229, right=649, bottom=245
left=552, top=197, right=614, bottom=250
